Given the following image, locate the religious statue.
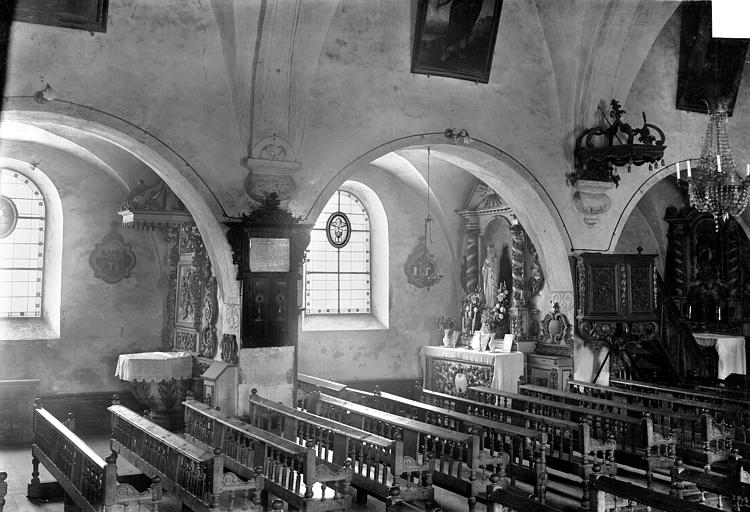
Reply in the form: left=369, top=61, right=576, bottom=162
left=481, top=245, right=498, bottom=306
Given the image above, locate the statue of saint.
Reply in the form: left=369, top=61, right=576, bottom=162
left=482, top=245, right=498, bottom=307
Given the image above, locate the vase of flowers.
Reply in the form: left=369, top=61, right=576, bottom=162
left=436, top=315, right=456, bottom=347
left=488, top=282, right=510, bottom=338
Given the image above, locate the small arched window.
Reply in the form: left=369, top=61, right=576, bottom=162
left=305, top=190, right=370, bottom=314
left=0, top=168, right=46, bottom=318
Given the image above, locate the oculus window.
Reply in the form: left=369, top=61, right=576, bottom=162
left=305, top=190, right=371, bottom=314
left=0, top=169, right=45, bottom=318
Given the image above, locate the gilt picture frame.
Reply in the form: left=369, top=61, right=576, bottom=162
left=411, top=0, right=503, bottom=84
left=12, top=0, right=108, bottom=33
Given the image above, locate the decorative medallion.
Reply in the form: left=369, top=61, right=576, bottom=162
left=0, top=195, right=18, bottom=238
left=326, top=212, right=351, bottom=248
left=89, top=221, right=136, bottom=284
left=220, top=334, right=239, bottom=364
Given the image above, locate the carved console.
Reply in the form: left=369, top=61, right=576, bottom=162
left=526, top=303, right=573, bottom=389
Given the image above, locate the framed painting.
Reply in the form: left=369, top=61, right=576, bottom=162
left=12, top=0, right=108, bottom=33
left=411, top=0, right=503, bottom=83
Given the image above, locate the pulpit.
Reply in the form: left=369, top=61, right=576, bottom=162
left=691, top=333, right=747, bottom=380
left=115, top=351, right=193, bottom=430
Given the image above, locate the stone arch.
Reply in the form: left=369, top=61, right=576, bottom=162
left=306, top=133, right=574, bottom=295
left=1, top=97, right=239, bottom=306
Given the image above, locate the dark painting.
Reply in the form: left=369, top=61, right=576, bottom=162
left=677, top=1, right=748, bottom=115
left=411, top=0, right=503, bottom=83
left=13, top=0, right=108, bottom=33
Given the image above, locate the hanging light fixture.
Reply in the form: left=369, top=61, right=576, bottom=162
left=404, top=146, right=443, bottom=290
left=678, top=103, right=750, bottom=229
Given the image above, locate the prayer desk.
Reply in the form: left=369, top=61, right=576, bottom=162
left=691, top=333, right=747, bottom=380
left=419, top=345, right=524, bottom=396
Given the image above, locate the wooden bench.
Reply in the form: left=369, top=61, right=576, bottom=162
left=670, top=453, right=750, bottom=509
left=609, top=377, right=750, bottom=409
left=469, top=385, right=677, bottom=488
left=343, top=384, right=617, bottom=509
left=183, top=396, right=352, bottom=512
left=515, top=381, right=740, bottom=471
left=568, top=378, right=746, bottom=426
left=478, top=472, right=566, bottom=512
left=247, top=389, right=434, bottom=511
left=297, top=374, right=348, bottom=403
left=589, top=466, right=725, bottom=512
left=109, top=399, right=258, bottom=511
left=27, top=398, right=162, bottom=512
left=303, top=391, right=516, bottom=512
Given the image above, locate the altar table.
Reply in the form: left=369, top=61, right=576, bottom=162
left=419, top=346, right=525, bottom=396
left=691, top=333, right=747, bottom=380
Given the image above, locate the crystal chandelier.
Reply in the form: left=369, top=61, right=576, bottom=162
left=680, top=107, right=750, bottom=228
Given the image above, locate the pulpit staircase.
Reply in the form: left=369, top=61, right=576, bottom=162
left=610, top=273, right=718, bottom=383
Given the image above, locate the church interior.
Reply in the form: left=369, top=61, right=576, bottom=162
left=1, top=1, right=750, bottom=511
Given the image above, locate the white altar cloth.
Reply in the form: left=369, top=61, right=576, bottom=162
left=692, top=333, right=746, bottom=380
left=419, top=346, right=525, bottom=392
left=115, top=351, right=193, bottom=382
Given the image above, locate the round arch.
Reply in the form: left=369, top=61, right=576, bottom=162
left=306, top=133, right=575, bottom=295
left=1, top=98, right=240, bottom=305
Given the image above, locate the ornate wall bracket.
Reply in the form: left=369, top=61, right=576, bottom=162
left=243, top=135, right=301, bottom=203
left=572, top=179, right=614, bottom=226
left=118, top=178, right=192, bottom=230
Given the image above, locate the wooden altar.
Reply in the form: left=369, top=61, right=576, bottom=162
left=419, top=346, right=525, bottom=396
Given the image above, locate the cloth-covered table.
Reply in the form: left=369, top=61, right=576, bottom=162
left=115, top=351, right=193, bottom=382
left=419, top=345, right=525, bottom=396
left=692, top=333, right=747, bottom=380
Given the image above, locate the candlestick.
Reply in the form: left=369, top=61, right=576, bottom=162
left=687, top=160, right=692, bottom=178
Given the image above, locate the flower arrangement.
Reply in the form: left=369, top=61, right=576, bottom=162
left=436, top=315, right=456, bottom=331
left=487, top=282, right=510, bottom=332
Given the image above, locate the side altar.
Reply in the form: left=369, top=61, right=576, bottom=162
left=420, top=346, right=524, bottom=396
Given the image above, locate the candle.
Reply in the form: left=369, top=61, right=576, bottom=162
left=687, top=160, right=692, bottom=178
left=717, top=306, right=721, bottom=321
left=746, top=164, right=749, bottom=177
left=676, top=161, right=680, bottom=179
left=688, top=305, right=692, bottom=319
left=717, top=154, right=722, bottom=173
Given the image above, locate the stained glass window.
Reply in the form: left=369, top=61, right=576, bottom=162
left=305, top=190, right=370, bottom=314
left=0, top=169, right=45, bottom=317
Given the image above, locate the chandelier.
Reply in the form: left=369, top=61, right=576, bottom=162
left=404, top=146, right=443, bottom=290
left=678, top=107, right=750, bottom=228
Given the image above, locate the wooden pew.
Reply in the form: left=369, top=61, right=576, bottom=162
left=468, top=385, right=677, bottom=488
left=109, top=400, right=258, bottom=511
left=568, top=378, right=746, bottom=426
left=182, top=396, right=352, bottom=512
left=670, top=453, right=750, bottom=509
left=609, top=377, right=750, bottom=408
left=589, top=465, right=725, bottom=512
left=27, top=398, right=162, bottom=512
left=419, top=387, right=617, bottom=503
left=297, top=374, right=348, bottom=403
left=247, top=389, right=434, bottom=510
left=478, top=472, right=567, bottom=512
left=303, top=391, right=515, bottom=512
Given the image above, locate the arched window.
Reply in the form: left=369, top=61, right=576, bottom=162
left=305, top=189, right=371, bottom=314
left=0, top=168, right=45, bottom=317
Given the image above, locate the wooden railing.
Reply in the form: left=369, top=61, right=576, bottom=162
left=109, top=401, right=257, bottom=511
left=183, top=397, right=351, bottom=512
left=28, top=399, right=161, bottom=512
left=304, top=390, right=520, bottom=512
left=609, top=377, right=750, bottom=407
left=249, top=389, right=434, bottom=510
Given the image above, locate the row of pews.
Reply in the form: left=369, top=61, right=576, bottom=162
left=21, top=370, right=750, bottom=511
left=296, top=373, right=750, bottom=512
